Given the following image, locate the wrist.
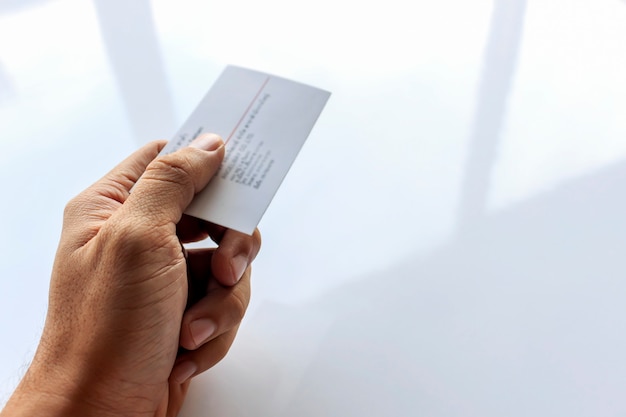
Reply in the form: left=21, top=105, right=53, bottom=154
left=2, top=377, right=79, bottom=417
left=1, top=361, right=117, bottom=417
left=1, top=349, right=155, bottom=417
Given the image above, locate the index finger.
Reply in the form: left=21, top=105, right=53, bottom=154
left=122, top=134, right=225, bottom=226
left=211, top=227, right=262, bottom=286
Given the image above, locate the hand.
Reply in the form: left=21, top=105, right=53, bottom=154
left=1, top=134, right=261, bottom=417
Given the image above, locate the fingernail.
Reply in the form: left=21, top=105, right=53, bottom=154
left=189, top=133, right=223, bottom=151
left=172, top=361, right=197, bottom=384
left=189, top=318, right=217, bottom=348
left=230, top=254, right=248, bottom=283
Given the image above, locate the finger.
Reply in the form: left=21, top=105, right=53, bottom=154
left=205, top=223, right=228, bottom=244
left=212, top=228, right=262, bottom=286
left=172, top=326, right=241, bottom=383
left=122, top=133, right=224, bottom=226
left=61, top=141, right=167, bottom=248
left=166, top=371, right=192, bottom=409
left=93, top=140, right=167, bottom=198
left=64, top=140, right=166, bottom=217
left=179, top=266, right=251, bottom=350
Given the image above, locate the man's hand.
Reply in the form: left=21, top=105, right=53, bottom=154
left=1, top=134, right=261, bottom=417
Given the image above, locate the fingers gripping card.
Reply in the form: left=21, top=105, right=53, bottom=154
left=159, top=66, right=330, bottom=234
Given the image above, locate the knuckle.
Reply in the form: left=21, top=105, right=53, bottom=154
left=97, top=217, right=159, bottom=257
left=143, top=153, right=196, bottom=190
left=63, top=194, right=87, bottom=220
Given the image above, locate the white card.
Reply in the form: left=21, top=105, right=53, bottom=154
left=159, top=66, right=330, bottom=234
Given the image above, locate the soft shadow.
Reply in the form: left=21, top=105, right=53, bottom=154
left=278, top=157, right=626, bottom=417
left=0, top=0, right=51, bottom=13
left=92, top=0, right=177, bottom=144
left=457, top=0, right=528, bottom=230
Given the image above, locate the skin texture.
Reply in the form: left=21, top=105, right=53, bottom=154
left=1, top=134, right=261, bottom=417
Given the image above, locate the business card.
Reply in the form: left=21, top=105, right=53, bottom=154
left=159, top=65, right=331, bottom=234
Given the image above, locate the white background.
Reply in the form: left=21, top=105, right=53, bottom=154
left=1, top=1, right=626, bottom=415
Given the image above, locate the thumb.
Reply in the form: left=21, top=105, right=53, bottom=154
left=122, top=133, right=225, bottom=226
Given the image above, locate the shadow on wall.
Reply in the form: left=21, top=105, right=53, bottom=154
left=280, top=156, right=626, bottom=417
left=457, top=0, right=527, bottom=229
left=92, top=0, right=177, bottom=144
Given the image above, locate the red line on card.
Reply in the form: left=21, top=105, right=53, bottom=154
left=225, top=76, right=271, bottom=144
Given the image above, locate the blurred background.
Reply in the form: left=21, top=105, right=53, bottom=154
left=2, top=0, right=626, bottom=415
